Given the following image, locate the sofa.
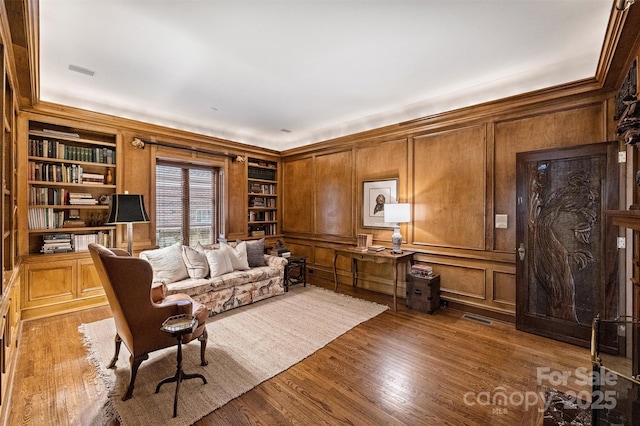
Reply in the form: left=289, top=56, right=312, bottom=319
left=139, top=239, right=287, bottom=315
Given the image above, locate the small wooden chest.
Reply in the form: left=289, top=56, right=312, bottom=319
left=406, top=274, right=440, bottom=314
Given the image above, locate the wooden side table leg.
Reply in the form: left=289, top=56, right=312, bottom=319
left=352, top=258, right=358, bottom=287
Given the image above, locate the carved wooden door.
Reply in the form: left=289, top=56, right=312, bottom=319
left=516, top=142, right=619, bottom=348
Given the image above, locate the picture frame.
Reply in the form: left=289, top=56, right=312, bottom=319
left=362, top=178, right=397, bottom=228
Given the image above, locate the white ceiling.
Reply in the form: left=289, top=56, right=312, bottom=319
left=38, top=0, right=614, bottom=151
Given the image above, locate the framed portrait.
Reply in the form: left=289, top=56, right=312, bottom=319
left=362, top=178, right=397, bottom=228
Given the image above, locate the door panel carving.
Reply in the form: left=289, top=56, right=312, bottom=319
left=516, top=142, right=618, bottom=347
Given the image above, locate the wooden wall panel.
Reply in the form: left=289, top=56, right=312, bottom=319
left=430, top=262, right=485, bottom=300
left=283, top=158, right=314, bottom=233
left=315, top=151, right=353, bottom=236
left=493, top=103, right=606, bottom=252
left=227, top=158, right=247, bottom=239
left=356, top=139, right=408, bottom=241
left=413, top=126, right=486, bottom=249
left=493, top=271, right=516, bottom=306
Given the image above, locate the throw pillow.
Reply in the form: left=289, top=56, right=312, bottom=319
left=221, top=242, right=250, bottom=271
left=244, top=238, right=266, bottom=267
left=182, top=245, right=209, bottom=279
left=204, top=248, right=233, bottom=277
left=139, top=243, right=189, bottom=284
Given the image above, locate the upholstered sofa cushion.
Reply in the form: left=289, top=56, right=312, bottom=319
left=139, top=242, right=189, bottom=284
left=245, top=238, right=266, bottom=267
left=221, top=242, right=250, bottom=271
left=204, top=247, right=233, bottom=277
left=182, top=245, right=209, bottom=279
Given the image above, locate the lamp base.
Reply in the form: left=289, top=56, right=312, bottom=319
left=391, top=227, right=403, bottom=254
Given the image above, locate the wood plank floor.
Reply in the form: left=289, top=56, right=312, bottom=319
left=7, top=282, right=591, bottom=425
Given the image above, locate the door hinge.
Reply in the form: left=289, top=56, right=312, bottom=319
left=617, top=237, right=626, bottom=249
left=619, top=151, right=627, bottom=163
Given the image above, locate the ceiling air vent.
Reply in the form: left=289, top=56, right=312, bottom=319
left=68, top=64, right=96, bottom=77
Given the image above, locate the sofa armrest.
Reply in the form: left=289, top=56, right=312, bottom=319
left=265, top=255, right=288, bottom=268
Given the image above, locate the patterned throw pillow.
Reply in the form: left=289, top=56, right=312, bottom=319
left=139, top=243, right=189, bottom=284
left=204, top=247, right=233, bottom=277
left=221, top=242, right=250, bottom=271
left=244, top=238, right=266, bottom=267
left=182, top=245, right=209, bottom=279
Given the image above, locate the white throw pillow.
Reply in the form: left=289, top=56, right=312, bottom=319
left=205, top=248, right=233, bottom=277
left=139, top=243, right=189, bottom=284
left=182, top=245, right=209, bottom=279
left=221, top=242, right=250, bottom=271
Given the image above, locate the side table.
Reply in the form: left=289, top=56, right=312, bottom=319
left=406, top=274, right=441, bottom=314
left=284, top=256, right=307, bottom=291
left=155, top=315, right=207, bottom=418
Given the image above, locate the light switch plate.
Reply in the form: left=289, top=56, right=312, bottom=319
left=495, top=214, right=508, bottom=229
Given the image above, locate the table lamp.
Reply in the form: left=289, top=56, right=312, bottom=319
left=106, top=193, right=150, bottom=254
left=384, top=203, right=411, bottom=253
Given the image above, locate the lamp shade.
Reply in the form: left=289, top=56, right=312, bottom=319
left=105, top=194, right=150, bottom=224
left=384, top=203, right=411, bottom=224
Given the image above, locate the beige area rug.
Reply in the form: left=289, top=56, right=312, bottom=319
left=80, top=285, right=388, bottom=425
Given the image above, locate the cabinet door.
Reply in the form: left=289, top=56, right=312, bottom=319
left=77, top=257, right=104, bottom=297
left=23, top=259, right=76, bottom=308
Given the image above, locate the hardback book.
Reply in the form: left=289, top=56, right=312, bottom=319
left=367, top=245, right=385, bottom=252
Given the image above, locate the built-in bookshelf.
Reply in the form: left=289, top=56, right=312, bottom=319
left=26, top=120, right=117, bottom=255
left=247, top=157, right=278, bottom=237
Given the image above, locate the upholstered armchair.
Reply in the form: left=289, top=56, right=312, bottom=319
left=88, top=243, right=209, bottom=400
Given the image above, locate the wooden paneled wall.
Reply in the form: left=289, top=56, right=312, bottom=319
left=281, top=94, right=622, bottom=321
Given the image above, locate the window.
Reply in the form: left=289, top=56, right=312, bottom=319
left=156, top=161, right=220, bottom=247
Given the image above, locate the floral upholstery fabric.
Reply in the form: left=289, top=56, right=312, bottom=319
left=163, top=254, right=287, bottom=315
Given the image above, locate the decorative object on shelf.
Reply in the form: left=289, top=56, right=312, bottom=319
left=130, top=137, right=244, bottom=162
left=105, top=193, right=150, bottom=254
left=98, top=194, right=110, bottom=205
left=384, top=203, right=411, bottom=253
left=105, top=169, right=113, bottom=185
left=362, top=178, right=398, bottom=228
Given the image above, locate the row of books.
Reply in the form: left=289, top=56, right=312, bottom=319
left=28, top=138, right=115, bottom=164
left=248, top=210, right=276, bottom=222
left=28, top=188, right=100, bottom=207
left=28, top=208, right=66, bottom=230
left=249, top=196, right=276, bottom=207
left=28, top=162, right=108, bottom=185
left=248, top=182, right=276, bottom=194
left=40, top=231, right=114, bottom=254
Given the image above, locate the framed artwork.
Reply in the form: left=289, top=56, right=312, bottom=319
left=362, top=178, right=397, bottom=228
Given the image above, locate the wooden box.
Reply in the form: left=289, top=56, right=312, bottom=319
left=406, top=274, right=440, bottom=314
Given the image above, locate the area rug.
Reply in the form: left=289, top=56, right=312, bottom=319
left=80, top=285, right=388, bottom=425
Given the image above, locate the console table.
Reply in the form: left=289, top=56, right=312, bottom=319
left=333, top=247, right=414, bottom=311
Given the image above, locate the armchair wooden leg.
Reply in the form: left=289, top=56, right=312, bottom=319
left=107, top=334, right=122, bottom=369
left=123, top=353, right=149, bottom=401
left=199, top=328, right=208, bottom=366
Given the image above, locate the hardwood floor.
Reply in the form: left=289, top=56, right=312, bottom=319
left=7, top=282, right=591, bottom=425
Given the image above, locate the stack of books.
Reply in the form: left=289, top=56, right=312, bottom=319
left=41, top=233, right=73, bottom=254
left=68, top=193, right=98, bottom=205
left=367, top=245, right=385, bottom=252
left=80, top=172, right=105, bottom=184
left=356, top=233, right=373, bottom=250
left=411, top=264, right=434, bottom=278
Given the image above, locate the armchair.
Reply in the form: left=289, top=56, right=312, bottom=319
left=88, top=243, right=209, bottom=400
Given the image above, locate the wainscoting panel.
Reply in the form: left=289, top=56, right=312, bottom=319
left=493, top=271, right=516, bottom=306
left=282, top=157, right=315, bottom=234
left=315, top=151, right=353, bottom=237
left=492, top=102, right=606, bottom=253
left=413, top=126, right=486, bottom=250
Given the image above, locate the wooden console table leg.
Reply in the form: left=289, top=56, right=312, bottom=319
left=352, top=258, right=358, bottom=287
left=393, top=262, right=398, bottom=312
left=333, top=252, right=339, bottom=292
